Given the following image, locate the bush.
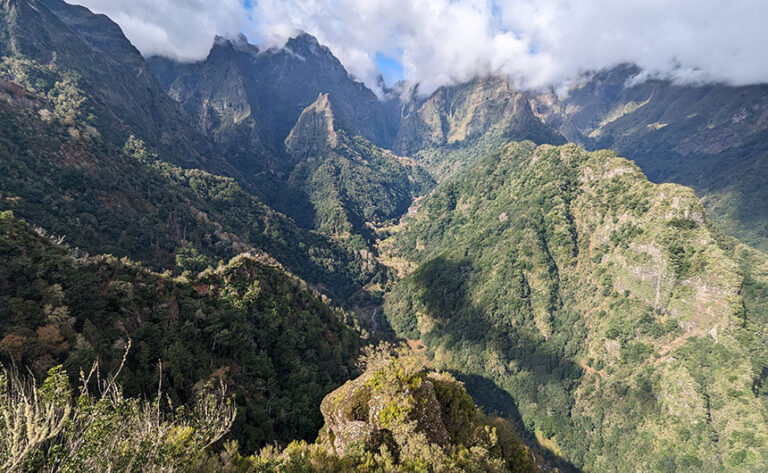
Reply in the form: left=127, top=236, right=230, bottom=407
left=0, top=362, right=235, bottom=472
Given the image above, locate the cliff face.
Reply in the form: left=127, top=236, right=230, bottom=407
left=389, top=77, right=565, bottom=181
left=146, top=29, right=768, bottom=252
left=148, top=35, right=431, bottom=258
left=394, top=76, right=565, bottom=157
left=285, top=93, right=339, bottom=160
left=530, top=65, right=768, bottom=251
left=537, top=65, right=768, bottom=160
left=277, top=94, right=434, bottom=247
left=3, top=2, right=768, bottom=470
left=148, top=33, right=398, bottom=168
left=319, top=369, right=450, bottom=456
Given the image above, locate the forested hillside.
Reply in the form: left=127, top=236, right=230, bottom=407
left=0, top=78, right=379, bottom=300
left=0, top=210, right=361, bottom=451
left=383, top=141, right=768, bottom=471
left=223, top=347, right=542, bottom=472
left=279, top=93, right=433, bottom=248
left=149, top=40, right=433, bottom=264
left=530, top=65, right=768, bottom=252
left=0, top=0, right=232, bottom=173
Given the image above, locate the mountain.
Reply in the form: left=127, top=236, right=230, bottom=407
left=0, top=0, right=233, bottom=174
left=149, top=37, right=434, bottom=287
left=148, top=33, right=399, bottom=167
left=393, top=76, right=567, bottom=180
left=279, top=93, right=433, bottom=247
left=0, top=210, right=361, bottom=452
left=530, top=65, right=768, bottom=252
left=0, top=78, right=378, bottom=300
left=3, top=1, right=768, bottom=471
left=381, top=141, right=768, bottom=471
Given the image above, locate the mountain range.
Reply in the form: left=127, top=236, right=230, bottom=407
left=0, top=0, right=767, bottom=472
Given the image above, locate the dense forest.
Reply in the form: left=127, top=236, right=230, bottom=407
left=383, top=142, right=768, bottom=471
left=0, top=59, right=382, bottom=301
left=0, top=211, right=360, bottom=452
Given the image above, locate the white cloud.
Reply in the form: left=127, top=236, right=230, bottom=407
left=73, top=0, right=768, bottom=93
left=73, top=0, right=253, bottom=61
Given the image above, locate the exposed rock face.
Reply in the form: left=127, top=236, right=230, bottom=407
left=285, top=93, right=339, bottom=159
left=394, top=76, right=566, bottom=155
left=529, top=64, right=768, bottom=251
left=320, top=373, right=377, bottom=455
left=148, top=32, right=398, bottom=162
left=319, top=370, right=452, bottom=456
left=149, top=34, right=433, bottom=253
left=312, top=352, right=541, bottom=471
left=534, top=64, right=768, bottom=161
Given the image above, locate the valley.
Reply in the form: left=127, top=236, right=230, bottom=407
left=0, top=1, right=766, bottom=472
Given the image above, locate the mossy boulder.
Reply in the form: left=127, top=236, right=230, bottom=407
left=319, top=366, right=452, bottom=456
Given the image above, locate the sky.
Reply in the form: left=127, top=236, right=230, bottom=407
left=74, top=0, right=768, bottom=95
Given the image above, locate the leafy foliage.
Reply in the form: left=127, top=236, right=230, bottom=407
left=202, top=348, right=538, bottom=472
left=280, top=129, right=434, bottom=249
left=537, top=64, right=768, bottom=252
left=0, top=364, right=235, bottom=472
left=383, top=142, right=768, bottom=471
left=0, top=0, right=227, bottom=172
left=0, top=212, right=361, bottom=452
left=0, top=84, right=379, bottom=301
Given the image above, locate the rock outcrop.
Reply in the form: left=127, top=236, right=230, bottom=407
left=285, top=93, right=339, bottom=160
left=317, top=350, right=538, bottom=473
left=319, top=369, right=452, bottom=456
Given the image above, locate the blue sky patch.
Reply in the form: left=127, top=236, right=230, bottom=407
left=375, top=52, right=405, bottom=85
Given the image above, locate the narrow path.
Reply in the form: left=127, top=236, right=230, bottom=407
left=654, top=330, right=696, bottom=366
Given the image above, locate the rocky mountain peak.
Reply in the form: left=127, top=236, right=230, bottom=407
left=284, top=32, right=324, bottom=57
left=285, top=92, right=339, bottom=158
left=208, top=33, right=257, bottom=60
left=393, top=75, right=565, bottom=158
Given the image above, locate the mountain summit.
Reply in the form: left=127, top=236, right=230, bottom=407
left=148, top=31, right=398, bottom=159
left=285, top=92, right=340, bottom=158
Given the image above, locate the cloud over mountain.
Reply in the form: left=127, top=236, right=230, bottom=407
left=76, top=0, right=768, bottom=94
left=74, top=0, right=253, bottom=61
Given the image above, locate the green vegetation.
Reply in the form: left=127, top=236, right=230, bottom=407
left=0, top=1, right=226, bottom=173
left=407, top=130, right=512, bottom=182
left=281, top=124, right=434, bottom=250
left=3, top=3, right=768, bottom=471
left=0, top=364, right=235, bottom=472
left=0, top=81, right=378, bottom=301
left=394, top=77, right=565, bottom=181
left=203, top=347, right=539, bottom=472
left=1, top=318, right=540, bottom=472
left=383, top=142, right=768, bottom=471
left=0, top=211, right=361, bottom=452
left=149, top=38, right=429, bottom=263
left=537, top=64, right=768, bottom=253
